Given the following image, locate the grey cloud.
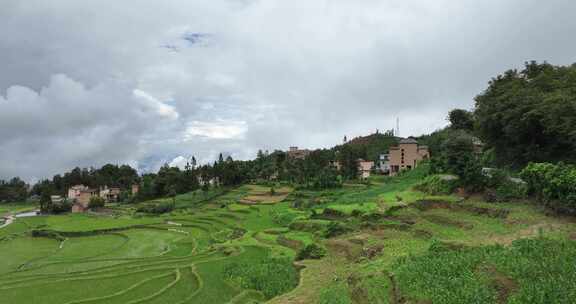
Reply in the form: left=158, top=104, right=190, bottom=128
left=1, top=0, right=576, bottom=180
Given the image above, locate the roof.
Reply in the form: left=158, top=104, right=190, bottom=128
left=399, top=138, right=418, bottom=144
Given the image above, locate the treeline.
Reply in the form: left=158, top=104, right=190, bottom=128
left=248, top=132, right=397, bottom=189
left=4, top=130, right=399, bottom=205
left=136, top=155, right=252, bottom=201
left=419, top=61, right=576, bottom=213
left=423, top=61, right=576, bottom=169
left=0, top=178, right=28, bottom=203
left=31, top=164, right=139, bottom=197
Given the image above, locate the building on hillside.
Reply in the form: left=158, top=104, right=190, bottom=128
left=76, top=188, right=98, bottom=209
left=357, top=159, right=375, bottom=179
left=131, top=184, right=140, bottom=196
left=377, top=153, right=390, bottom=174
left=287, top=146, right=311, bottom=160
left=329, top=160, right=342, bottom=171
left=389, top=138, right=429, bottom=176
left=99, top=186, right=121, bottom=202
left=67, top=184, right=89, bottom=201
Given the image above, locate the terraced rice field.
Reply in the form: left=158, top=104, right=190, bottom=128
left=0, top=186, right=306, bottom=304
left=3, top=177, right=576, bottom=304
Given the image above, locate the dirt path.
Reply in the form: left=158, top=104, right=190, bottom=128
left=268, top=256, right=349, bottom=304
left=0, top=215, right=15, bottom=229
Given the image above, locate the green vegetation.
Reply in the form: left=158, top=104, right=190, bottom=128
left=224, top=257, right=298, bottom=299
left=475, top=61, right=576, bottom=167
left=3, top=60, right=576, bottom=303
left=2, top=163, right=576, bottom=304
left=393, top=238, right=576, bottom=303
left=521, top=162, right=576, bottom=214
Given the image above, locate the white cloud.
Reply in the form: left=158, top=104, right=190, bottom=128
left=168, top=155, right=189, bottom=169
left=133, top=89, right=179, bottom=120
left=185, top=120, right=247, bottom=140
left=0, top=74, right=177, bottom=180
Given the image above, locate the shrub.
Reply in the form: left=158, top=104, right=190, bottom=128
left=485, top=169, right=528, bottom=201
left=324, top=221, right=352, bottom=238
left=88, top=196, right=106, bottom=209
left=414, top=175, right=458, bottom=195
left=520, top=162, right=576, bottom=214
left=50, top=200, right=72, bottom=214
left=296, top=243, right=326, bottom=260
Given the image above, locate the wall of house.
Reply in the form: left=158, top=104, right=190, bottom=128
left=77, top=192, right=95, bottom=207
left=389, top=143, right=427, bottom=175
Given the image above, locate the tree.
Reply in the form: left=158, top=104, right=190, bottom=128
left=0, top=177, right=28, bottom=203
left=447, top=109, right=474, bottom=131
left=443, top=131, right=484, bottom=191
left=88, top=196, right=106, bottom=209
left=474, top=61, right=576, bottom=167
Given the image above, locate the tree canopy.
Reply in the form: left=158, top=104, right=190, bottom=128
left=474, top=61, right=576, bottom=167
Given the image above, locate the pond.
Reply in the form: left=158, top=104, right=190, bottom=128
left=15, top=210, right=40, bottom=218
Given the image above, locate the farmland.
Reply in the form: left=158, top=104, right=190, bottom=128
left=1, top=170, right=576, bottom=303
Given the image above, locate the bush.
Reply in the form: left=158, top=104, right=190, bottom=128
left=520, top=162, right=576, bottom=214
left=324, top=221, right=352, bottom=238
left=484, top=169, right=528, bottom=201
left=88, top=196, right=106, bottom=209
left=296, top=243, right=326, bottom=260
left=414, top=175, right=458, bottom=195
left=51, top=200, right=72, bottom=214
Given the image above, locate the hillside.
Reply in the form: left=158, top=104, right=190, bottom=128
left=335, top=133, right=399, bottom=161
left=1, top=166, right=575, bottom=303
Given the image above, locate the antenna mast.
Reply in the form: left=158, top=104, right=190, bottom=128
left=396, top=117, right=400, bottom=137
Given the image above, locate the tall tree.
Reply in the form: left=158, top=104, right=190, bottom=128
left=447, top=109, right=474, bottom=131
left=474, top=61, right=576, bottom=166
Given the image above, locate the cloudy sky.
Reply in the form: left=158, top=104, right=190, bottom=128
left=1, top=0, right=575, bottom=181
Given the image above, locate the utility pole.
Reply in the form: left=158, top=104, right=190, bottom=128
left=396, top=117, right=400, bottom=137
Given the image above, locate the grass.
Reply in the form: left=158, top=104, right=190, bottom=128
left=0, top=202, right=37, bottom=215
left=392, top=238, right=576, bottom=303
left=2, top=172, right=576, bottom=304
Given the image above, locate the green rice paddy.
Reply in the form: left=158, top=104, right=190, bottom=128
left=2, top=172, right=576, bottom=303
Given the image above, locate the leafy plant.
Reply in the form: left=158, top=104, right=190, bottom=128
left=296, top=243, right=326, bottom=260
left=88, top=196, right=106, bottom=209
left=520, top=162, right=576, bottom=214
left=414, top=175, right=458, bottom=195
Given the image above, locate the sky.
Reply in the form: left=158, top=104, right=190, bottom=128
left=1, top=0, right=576, bottom=181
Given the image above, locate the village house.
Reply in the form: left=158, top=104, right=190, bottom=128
left=287, top=146, right=311, bottom=160
left=67, top=187, right=98, bottom=213
left=67, top=184, right=89, bottom=201
left=330, top=159, right=374, bottom=178
left=389, top=138, right=429, bottom=176
left=99, top=186, right=121, bottom=202
left=377, top=153, right=390, bottom=174
left=357, top=159, right=375, bottom=179
left=131, top=184, right=140, bottom=196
